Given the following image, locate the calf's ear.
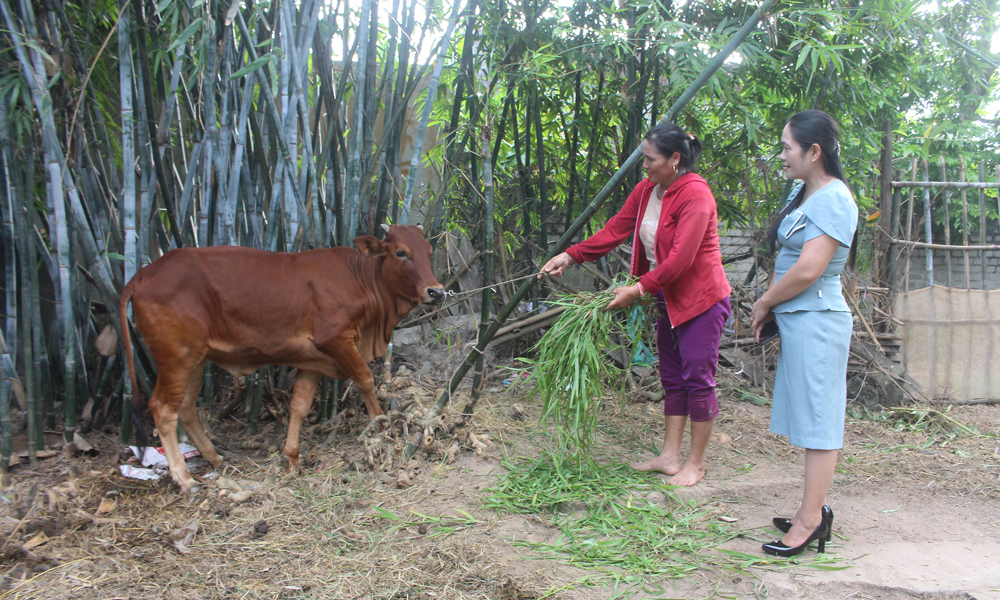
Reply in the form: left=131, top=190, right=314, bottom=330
left=354, top=235, right=386, bottom=256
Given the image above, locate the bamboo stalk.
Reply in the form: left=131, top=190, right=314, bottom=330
left=248, top=369, right=265, bottom=434
left=221, top=75, right=256, bottom=246
left=533, top=81, right=548, bottom=266
left=37, top=32, right=77, bottom=443
left=0, top=332, right=12, bottom=471
left=580, top=67, right=605, bottom=242
left=199, top=15, right=219, bottom=248
left=278, top=0, right=302, bottom=251
left=400, top=0, right=464, bottom=225
left=14, top=157, right=37, bottom=464
left=388, top=0, right=417, bottom=224
left=118, top=0, right=137, bottom=441
left=344, top=0, right=371, bottom=239
left=511, top=88, right=531, bottom=252
left=467, top=97, right=494, bottom=412
left=358, top=0, right=380, bottom=237
left=9, top=0, right=54, bottom=441
left=490, top=79, right=512, bottom=166
left=563, top=71, right=582, bottom=235
left=0, top=98, right=17, bottom=471
left=46, top=134, right=78, bottom=442
left=370, top=0, right=400, bottom=233
left=0, top=95, right=17, bottom=362
left=427, top=0, right=475, bottom=239
left=236, top=12, right=306, bottom=245
left=134, top=0, right=181, bottom=249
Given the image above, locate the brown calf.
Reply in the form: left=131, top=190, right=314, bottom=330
left=120, top=224, right=444, bottom=490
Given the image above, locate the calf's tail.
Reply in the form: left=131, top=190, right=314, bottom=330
left=119, top=273, right=148, bottom=451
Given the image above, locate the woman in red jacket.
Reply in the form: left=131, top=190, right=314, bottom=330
left=539, top=122, right=732, bottom=486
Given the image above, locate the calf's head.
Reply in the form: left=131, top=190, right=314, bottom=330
left=354, top=224, right=445, bottom=305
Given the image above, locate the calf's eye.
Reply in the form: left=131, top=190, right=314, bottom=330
left=396, top=250, right=408, bottom=258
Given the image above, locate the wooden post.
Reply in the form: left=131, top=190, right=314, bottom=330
left=904, top=158, right=917, bottom=292
left=878, top=119, right=893, bottom=287
left=940, top=155, right=952, bottom=287
left=888, top=168, right=903, bottom=293
left=979, top=162, right=987, bottom=289
left=959, top=156, right=970, bottom=289
left=923, top=160, right=934, bottom=287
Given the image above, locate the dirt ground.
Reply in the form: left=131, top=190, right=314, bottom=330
left=0, top=371, right=997, bottom=600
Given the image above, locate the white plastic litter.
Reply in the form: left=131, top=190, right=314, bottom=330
left=118, top=464, right=163, bottom=481
left=119, top=443, right=203, bottom=481
left=129, top=443, right=200, bottom=468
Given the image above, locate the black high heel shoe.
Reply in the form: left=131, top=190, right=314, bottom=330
left=762, top=520, right=830, bottom=557
left=771, top=505, right=834, bottom=542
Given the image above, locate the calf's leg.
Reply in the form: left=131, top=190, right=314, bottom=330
left=176, top=362, right=223, bottom=469
left=148, top=368, right=199, bottom=491
left=282, top=370, right=322, bottom=467
left=319, top=343, right=383, bottom=420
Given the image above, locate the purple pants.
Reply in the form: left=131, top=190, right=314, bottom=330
left=655, top=295, right=731, bottom=422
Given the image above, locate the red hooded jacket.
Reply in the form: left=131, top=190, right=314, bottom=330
left=566, top=174, right=731, bottom=327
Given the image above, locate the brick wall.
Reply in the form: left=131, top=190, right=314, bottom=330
left=719, top=226, right=759, bottom=284
left=903, top=229, right=1000, bottom=291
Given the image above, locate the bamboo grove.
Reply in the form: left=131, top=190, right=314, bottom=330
left=0, top=0, right=997, bottom=468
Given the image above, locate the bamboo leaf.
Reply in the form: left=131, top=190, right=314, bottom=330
left=228, top=55, right=271, bottom=81
left=168, top=18, right=203, bottom=52
left=795, top=44, right=811, bottom=71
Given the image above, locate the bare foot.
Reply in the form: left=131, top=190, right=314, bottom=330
left=630, top=455, right=681, bottom=475
left=667, top=462, right=705, bottom=487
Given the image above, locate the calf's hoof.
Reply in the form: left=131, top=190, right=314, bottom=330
left=178, top=481, right=200, bottom=494
left=282, top=450, right=301, bottom=471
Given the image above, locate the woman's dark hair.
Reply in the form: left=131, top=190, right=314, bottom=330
left=766, top=109, right=857, bottom=269
left=645, top=122, right=702, bottom=174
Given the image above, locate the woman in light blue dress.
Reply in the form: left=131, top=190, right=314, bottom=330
left=750, top=110, right=858, bottom=557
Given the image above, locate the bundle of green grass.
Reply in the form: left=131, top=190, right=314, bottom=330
left=519, top=278, right=651, bottom=456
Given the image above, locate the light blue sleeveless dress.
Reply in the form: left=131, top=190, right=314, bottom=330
left=770, top=180, right=858, bottom=450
